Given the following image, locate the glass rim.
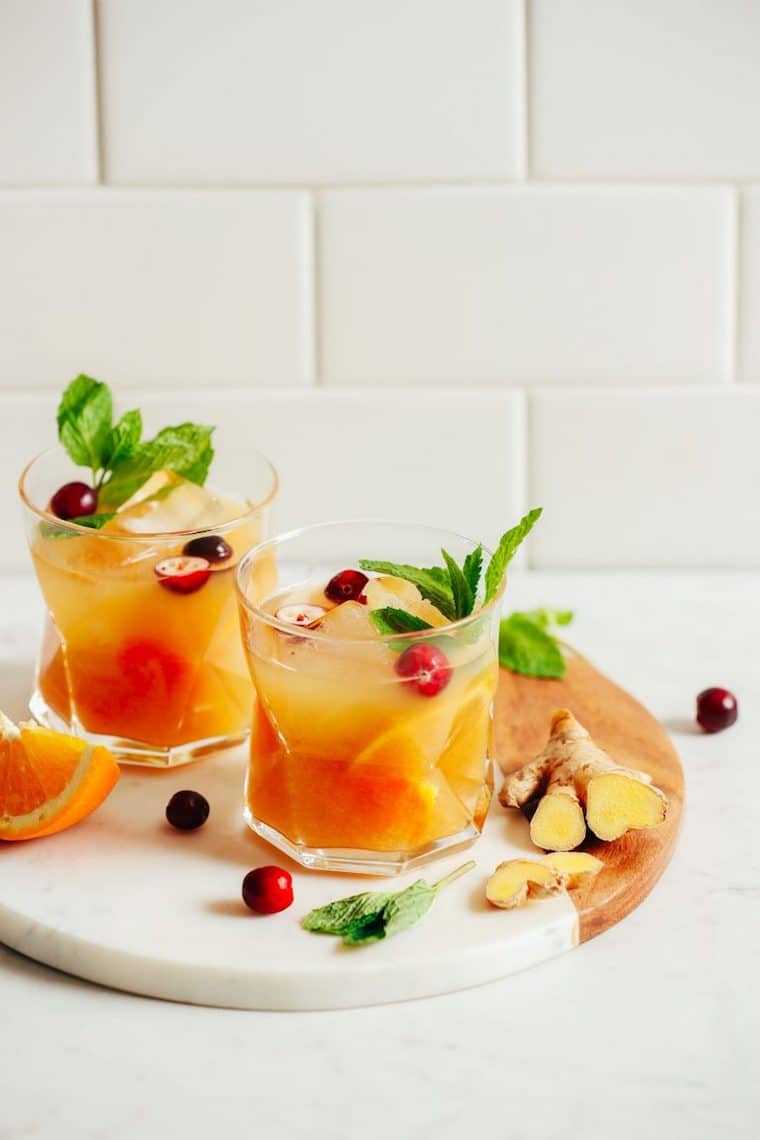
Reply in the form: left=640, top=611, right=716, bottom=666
left=18, top=444, right=279, bottom=542
left=235, top=518, right=505, bottom=644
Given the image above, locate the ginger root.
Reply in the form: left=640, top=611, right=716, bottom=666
left=499, top=709, right=669, bottom=849
left=541, top=850, right=603, bottom=886
left=486, top=859, right=566, bottom=909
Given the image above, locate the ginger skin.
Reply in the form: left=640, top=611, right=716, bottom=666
left=499, top=709, right=669, bottom=849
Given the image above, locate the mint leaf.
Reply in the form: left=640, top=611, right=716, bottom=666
left=303, top=862, right=474, bottom=949
left=498, top=613, right=566, bottom=679
left=369, top=608, right=433, bottom=636
left=302, top=890, right=392, bottom=935
left=104, top=409, right=142, bottom=472
left=68, top=512, right=117, bottom=530
left=522, top=607, right=574, bottom=631
left=462, top=545, right=483, bottom=601
left=57, top=375, right=113, bottom=476
left=441, top=548, right=474, bottom=619
left=484, top=507, right=543, bottom=604
left=97, top=423, right=215, bottom=511
left=358, top=560, right=455, bottom=621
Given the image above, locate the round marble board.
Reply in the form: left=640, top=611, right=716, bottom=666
left=0, top=659, right=684, bottom=1010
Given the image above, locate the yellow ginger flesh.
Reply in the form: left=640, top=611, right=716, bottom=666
left=499, top=709, right=668, bottom=850
left=486, top=859, right=566, bottom=909
left=541, top=851, right=603, bottom=886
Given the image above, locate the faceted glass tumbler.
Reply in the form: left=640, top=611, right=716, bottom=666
left=237, top=520, right=503, bottom=875
left=20, top=440, right=277, bottom=767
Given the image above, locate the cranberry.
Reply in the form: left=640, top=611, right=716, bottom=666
left=324, top=569, right=369, bottom=604
left=275, top=603, right=326, bottom=628
left=395, top=642, right=452, bottom=697
left=166, top=790, right=210, bottom=831
left=242, top=866, right=294, bottom=914
left=50, top=481, right=97, bottom=520
left=154, top=556, right=211, bottom=594
left=696, top=687, right=738, bottom=734
left=182, top=534, right=233, bottom=564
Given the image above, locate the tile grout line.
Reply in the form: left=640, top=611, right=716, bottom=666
left=90, top=0, right=107, bottom=185
left=521, top=0, right=531, bottom=181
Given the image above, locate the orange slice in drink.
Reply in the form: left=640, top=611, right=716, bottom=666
left=0, top=711, right=120, bottom=841
left=437, top=681, right=494, bottom=810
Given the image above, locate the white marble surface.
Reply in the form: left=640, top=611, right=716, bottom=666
left=1, top=572, right=757, bottom=1138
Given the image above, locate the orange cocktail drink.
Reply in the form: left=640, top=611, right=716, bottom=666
left=21, top=444, right=277, bottom=767
left=237, top=522, right=503, bottom=874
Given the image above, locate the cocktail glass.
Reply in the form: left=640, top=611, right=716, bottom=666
left=20, top=440, right=277, bottom=766
left=237, top=521, right=503, bottom=874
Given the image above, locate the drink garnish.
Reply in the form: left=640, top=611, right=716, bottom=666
left=359, top=507, right=543, bottom=625
left=302, top=860, right=475, bottom=947
left=52, top=374, right=215, bottom=527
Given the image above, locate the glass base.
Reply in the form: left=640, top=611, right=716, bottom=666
left=29, top=689, right=249, bottom=768
left=244, top=809, right=484, bottom=876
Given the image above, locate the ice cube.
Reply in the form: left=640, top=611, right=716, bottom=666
left=316, top=601, right=377, bottom=640
left=364, top=575, right=449, bottom=628
left=107, top=470, right=245, bottom=536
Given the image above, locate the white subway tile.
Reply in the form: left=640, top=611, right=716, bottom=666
left=0, top=389, right=525, bottom=572
left=98, top=0, right=522, bottom=184
left=0, top=0, right=97, bottom=185
left=320, top=188, right=733, bottom=386
left=530, top=0, right=760, bottom=179
left=740, top=189, right=760, bottom=382
left=0, top=191, right=313, bottom=388
left=530, top=389, right=760, bottom=568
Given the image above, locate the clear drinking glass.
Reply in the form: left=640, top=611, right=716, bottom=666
left=236, top=521, right=503, bottom=875
left=20, top=439, right=277, bottom=767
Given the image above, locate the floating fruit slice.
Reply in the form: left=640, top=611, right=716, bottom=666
left=154, top=555, right=211, bottom=594
left=0, top=711, right=120, bottom=841
left=275, top=603, right=326, bottom=628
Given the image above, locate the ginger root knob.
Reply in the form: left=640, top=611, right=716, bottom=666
left=486, top=859, right=566, bottom=909
left=499, top=709, right=668, bottom=850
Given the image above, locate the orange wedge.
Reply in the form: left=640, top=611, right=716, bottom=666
left=0, top=711, right=120, bottom=841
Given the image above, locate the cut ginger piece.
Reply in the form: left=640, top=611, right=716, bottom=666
left=541, top=850, right=603, bottom=886
left=500, top=709, right=668, bottom=849
left=486, top=858, right=566, bottom=910
left=0, top=710, right=120, bottom=841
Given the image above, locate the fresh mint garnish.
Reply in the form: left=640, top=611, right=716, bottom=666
left=369, top=608, right=434, bottom=636
left=55, top=375, right=215, bottom=526
left=498, top=608, right=574, bottom=679
left=302, top=861, right=475, bottom=948
left=359, top=508, right=542, bottom=625
left=357, top=561, right=457, bottom=621
left=484, top=507, right=543, bottom=604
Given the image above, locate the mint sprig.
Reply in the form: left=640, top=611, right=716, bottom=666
left=302, top=861, right=475, bottom=948
left=359, top=508, right=542, bottom=625
left=369, top=608, right=434, bottom=636
left=55, top=375, right=215, bottom=526
left=498, top=608, right=574, bottom=679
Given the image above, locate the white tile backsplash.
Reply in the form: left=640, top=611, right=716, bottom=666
left=0, top=191, right=313, bottom=388
left=0, top=390, right=525, bottom=572
left=530, top=389, right=760, bottom=568
left=98, top=0, right=523, bottom=185
left=320, top=187, right=733, bottom=386
left=740, top=188, right=760, bottom=382
left=0, top=0, right=97, bottom=185
left=0, top=4, right=757, bottom=570
left=530, top=0, right=760, bottom=179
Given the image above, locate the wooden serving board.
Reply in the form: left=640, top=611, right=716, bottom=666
left=494, top=654, right=685, bottom=941
left=0, top=657, right=683, bottom=1010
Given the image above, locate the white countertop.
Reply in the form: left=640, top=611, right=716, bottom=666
left=1, top=572, right=757, bottom=1140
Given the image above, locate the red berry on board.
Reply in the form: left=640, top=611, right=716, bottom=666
left=275, top=603, right=326, bottom=628
left=696, top=687, right=738, bottom=734
left=324, top=569, right=369, bottom=603
left=242, top=866, right=294, bottom=914
left=154, top=556, right=211, bottom=594
left=182, top=534, right=233, bottom=564
left=166, top=790, right=210, bottom=831
left=50, top=482, right=97, bottom=520
left=395, top=642, right=452, bottom=697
